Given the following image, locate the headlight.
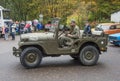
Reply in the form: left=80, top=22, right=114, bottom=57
left=101, top=41, right=104, bottom=44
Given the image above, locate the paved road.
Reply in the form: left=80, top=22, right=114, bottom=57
left=0, top=36, right=120, bottom=81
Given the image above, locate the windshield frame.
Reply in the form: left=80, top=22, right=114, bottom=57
left=0, top=10, right=1, bottom=19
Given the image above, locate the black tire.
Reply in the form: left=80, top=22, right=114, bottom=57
left=79, top=45, right=99, bottom=66
left=20, top=47, right=42, bottom=68
left=70, top=55, right=79, bottom=60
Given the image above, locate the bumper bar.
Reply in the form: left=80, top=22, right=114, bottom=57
left=13, top=47, right=21, bottom=57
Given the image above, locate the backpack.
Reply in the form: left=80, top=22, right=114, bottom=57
left=5, top=28, right=9, bottom=33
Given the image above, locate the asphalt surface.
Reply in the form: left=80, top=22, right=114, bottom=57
left=0, top=36, right=120, bottom=81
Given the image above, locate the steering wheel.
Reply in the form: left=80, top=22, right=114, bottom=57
left=58, top=30, right=66, bottom=38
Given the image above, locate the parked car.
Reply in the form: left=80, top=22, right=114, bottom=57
left=109, top=33, right=120, bottom=46
left=95, top=23, right=120, bottom=34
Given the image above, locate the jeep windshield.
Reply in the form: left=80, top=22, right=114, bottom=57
left=49, top=18, right=60, bottom=32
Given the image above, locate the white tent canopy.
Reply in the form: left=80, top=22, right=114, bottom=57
left=111, top=11, right=120, bottom=23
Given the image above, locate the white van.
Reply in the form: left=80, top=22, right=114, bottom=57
left=0, top=6, right=12, bottom=37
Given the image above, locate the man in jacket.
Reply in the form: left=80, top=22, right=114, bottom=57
left=59, top=20, right=80, bottom=47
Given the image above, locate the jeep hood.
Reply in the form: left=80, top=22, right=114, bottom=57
left=21, top=32, right=54, bottom=41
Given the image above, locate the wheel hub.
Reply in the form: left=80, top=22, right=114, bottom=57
left=84, top=51, right=94, bottom=60
left=26, top=53, right=37, bottom=63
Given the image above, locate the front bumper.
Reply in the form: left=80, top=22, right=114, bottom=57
left=13, top=47, right=21, bottom=57
left=101, top=46, right=107, bottom=52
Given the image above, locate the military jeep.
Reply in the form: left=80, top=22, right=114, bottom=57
left=13, top=18, right=108, bottom=68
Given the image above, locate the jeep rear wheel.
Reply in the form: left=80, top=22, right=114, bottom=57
left=20, top=47, right=42, bottom=68
left=79, top=45, right=99, bottom=66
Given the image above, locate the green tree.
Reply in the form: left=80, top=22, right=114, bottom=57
left=1, top=0, right=119, bottom=23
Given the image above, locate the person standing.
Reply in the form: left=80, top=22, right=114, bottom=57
left=1, top=26, right=5, bottom=38
left=24, top=22, right=31, bottom=33
left=11, top=22, right=16, bottom=40
left=19, top=21, right=25, bottom=34
left=45, top=21, right=51, bottom=31
left=32, top=19, right=38, bottom=32
left=4, top=26, right=9, bottom=40
left=36, top=22, right=43, bottom=31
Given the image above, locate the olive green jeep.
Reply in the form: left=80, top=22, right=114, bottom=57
left=13, top=18, right=108, bottom=68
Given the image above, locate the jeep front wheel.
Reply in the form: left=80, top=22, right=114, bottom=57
left=79, top=45, right=99, bottom=66
left=20, top=47, right=42, bottom=68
